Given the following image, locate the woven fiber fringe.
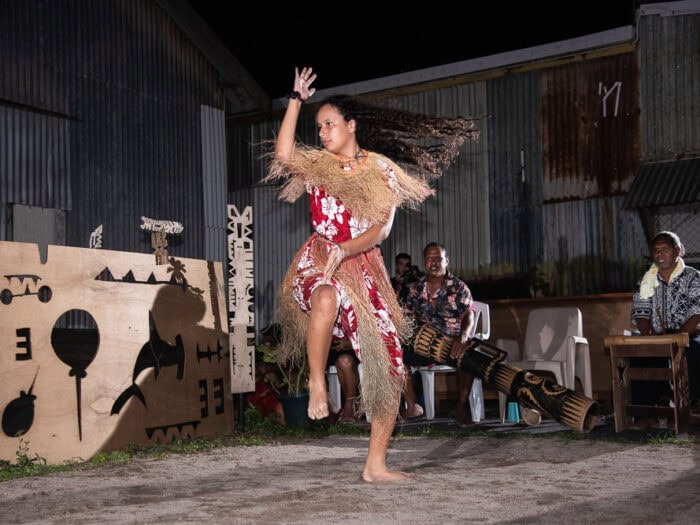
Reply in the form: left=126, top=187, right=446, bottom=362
left=264, top=146, right=434, bottom=224
left=276, top=235, right=412, bottom=418
left=267, top=145, right=433, bottom=419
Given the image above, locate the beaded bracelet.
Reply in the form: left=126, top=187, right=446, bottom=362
left=287, top=90, right=304, bottom=103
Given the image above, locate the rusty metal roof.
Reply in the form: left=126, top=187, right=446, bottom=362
left=623, top=157, right=700, bottom=208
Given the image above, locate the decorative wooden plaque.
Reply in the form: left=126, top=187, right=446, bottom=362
left=0, top=241, right=232, bottom=464
left=227, top=205, right=255, bottom=394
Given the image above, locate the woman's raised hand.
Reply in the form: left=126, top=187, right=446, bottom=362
left=294, top=67, right=317, bottom=101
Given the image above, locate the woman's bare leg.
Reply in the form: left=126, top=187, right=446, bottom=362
left=306, top=284, right=339, bottom=420
left=362, top=393, right=411, bottom=482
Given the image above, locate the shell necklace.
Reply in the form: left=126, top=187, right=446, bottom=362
left=338, top=149, right=368, bottom=172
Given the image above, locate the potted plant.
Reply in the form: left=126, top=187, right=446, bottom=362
left=256, top=342, right=310, bottom=427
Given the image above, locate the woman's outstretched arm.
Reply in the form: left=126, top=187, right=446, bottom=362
left=275, top=67, right=316, bottom=162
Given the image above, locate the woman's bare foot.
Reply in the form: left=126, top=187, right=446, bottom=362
left=362, top=467, right=412, bottom=483
left=307, top=377, right=329, bottom=420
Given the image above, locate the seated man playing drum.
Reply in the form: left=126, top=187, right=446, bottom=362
left=401, top=242, right=476, bottom=426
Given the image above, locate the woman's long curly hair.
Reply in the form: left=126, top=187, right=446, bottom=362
left=318, top=94, right=480, bottom=178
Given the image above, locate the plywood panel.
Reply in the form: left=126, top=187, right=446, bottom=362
left=0, top=241, right=232, bottom=464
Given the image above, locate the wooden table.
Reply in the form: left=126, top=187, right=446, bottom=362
left=604, top=334, right=690, bottom=434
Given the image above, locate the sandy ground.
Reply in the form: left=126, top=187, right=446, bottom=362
left=1, top=417, right=699, bottom=525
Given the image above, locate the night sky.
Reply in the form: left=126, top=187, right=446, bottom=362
left=191, top=1, right=644, bottom=98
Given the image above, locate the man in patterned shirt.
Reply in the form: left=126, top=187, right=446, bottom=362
left=631, top=231, right=700, bottom=409
left=402, top=242, right=477, bottom=425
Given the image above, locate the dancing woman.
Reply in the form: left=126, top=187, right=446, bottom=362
left=264, top=67, right=478, bottom=481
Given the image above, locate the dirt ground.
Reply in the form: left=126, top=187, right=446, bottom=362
left=0, top=416, right=698, bottom=525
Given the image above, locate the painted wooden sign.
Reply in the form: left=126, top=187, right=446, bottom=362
left=227, top=205, right=255, bottom=393
left=0, top=241, right=232, bottom=464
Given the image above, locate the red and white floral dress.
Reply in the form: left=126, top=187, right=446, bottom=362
left=292, top=182, right=404, bottom=372
left=265, top=146, right=434, bottom=415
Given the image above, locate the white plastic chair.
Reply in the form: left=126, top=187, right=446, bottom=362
left=326, top=365, right=343, bottom=413
left=413, top=301, right=505, bottom=422
left=503, top=307, right=592, bottom=398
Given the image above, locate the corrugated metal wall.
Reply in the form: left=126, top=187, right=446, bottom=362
left=379, top=85, right=490, bottom=276
left=0, top=0, right=224, bottom=260
left=541, top=53, right=640, bottom=201
left=632, top=7, right=700, bottom=264
left=227, top=116, right=309, bottom=331
left=231, top=35, right=684, bottom=326
left=3, top=2, right=684, bottom=330
left=541, top=196, right=647, bottom=297
left=229, top=86, right=490, bottom=329
left=201, top=105, right=228, bottom=264
left=639, top=8, right=700, bottom=160
left=0, top=105, right=73, bottom=221
left=488, top=71, right=543, bottom=277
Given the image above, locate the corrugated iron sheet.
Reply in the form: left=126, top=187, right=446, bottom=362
left=1, top=0, right=224, bottom=260
left=541, top=53, right=640, bottom=201
left=488, top=71, right=543, bottom=275
left=0, top=105, right=72, bottom=212
left=541, top=196, right=648, bottom=296
left=230, top=18, right=699, bottom=324
left=3, top=1, right=697, bottom=333
left=234, top=85, right=491, bottom=328
left=201, top=105, right=228, bottom=264
left=381, top=85, right=490, bottom=276
left=623, top=157, right=700, bottom=208
left=638, top=9, right=700, bottom=160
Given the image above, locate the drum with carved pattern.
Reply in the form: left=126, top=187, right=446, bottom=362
left=411, top=323, right=454, bottom=363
